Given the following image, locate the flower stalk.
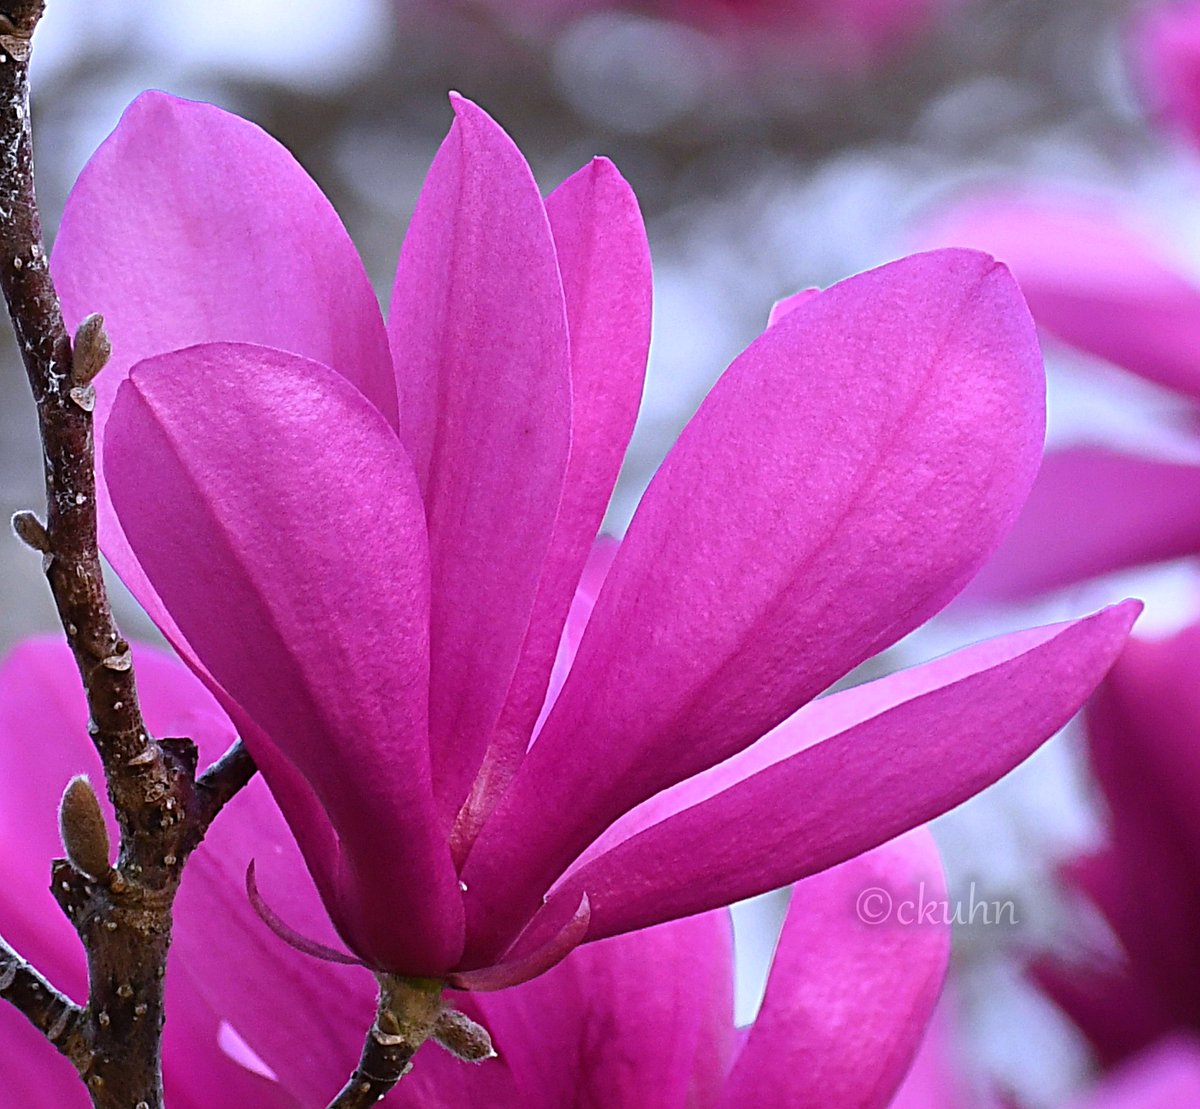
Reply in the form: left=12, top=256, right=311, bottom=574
left=328, top=976, right=448, bottom=1107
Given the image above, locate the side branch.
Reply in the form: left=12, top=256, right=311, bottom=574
left=0, top=935, right=87, bottom=1065
left=190, top=739, right=257, bottom=845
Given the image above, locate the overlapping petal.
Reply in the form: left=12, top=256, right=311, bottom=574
left=103, top=343, right=463, bottom=973
left=515, top=601, right=1136, bottom=948
left=461, top=248, right=1045, bottom=960
left=388, top=96, right=573, bottom=827
left=466, top=158, right=651, bottom=847
left=52, top=92, right=396, bottom=657
left=0, top=639, right=297, bottom=1108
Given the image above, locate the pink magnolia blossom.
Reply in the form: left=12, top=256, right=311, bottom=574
left=0, top=637, right=948, bottom=1106
left=1036, top=622, right=1200, bottom=1067
left=49, top=91, right=1139, bottom=985
left=1134, top=0, right=1200, bottom=152
left=921, top=191, right=1200, bottom=601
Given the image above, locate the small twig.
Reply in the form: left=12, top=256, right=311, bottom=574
left=189, top=739, right=258, bottom=846
left=328, top=977, right=443, bottom=1108
left=328, top=978, right=495, bottom=1107
left=0, top=935, right=87, bottom=1067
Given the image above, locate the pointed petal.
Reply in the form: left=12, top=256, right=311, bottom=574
left=448, top=896, right=590, bottom=992
left=519, top=601, right=1137, bottom=946
left=963, top=447, right=1200, bottom=601
left=720, top=831, right=948, bottom=1109
left=461, top=248, right=1045, bottom=961
left=923, top=192, right=1200, bottom=396
left=104, top=342, right=463, bottom=973
left=472, top=158, right=651, bottom=837
left=387, top=95, right=572, bottom=826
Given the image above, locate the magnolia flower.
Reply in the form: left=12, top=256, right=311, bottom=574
left=50, top=91, right=1137, bottom=986
left=1135, top=0, right=1200, bottom=153
left=1036, top=621, right=1200, bottom=1066
left=921, top=191, right=1200, bottom=601
left=0, top=637, right=948, bottom=1106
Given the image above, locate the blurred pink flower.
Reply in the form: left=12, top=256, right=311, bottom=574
left=0, top=638, right=949, bottom=1106
left=1134, top=0, right=1200, bottom=151
left=1035, top=623, right=1200, bottom=1067
left=50, top=92, right=1137, bottom=985
left=468, top=0, right=957, bottom=69
left=921, top=191, right=1200, bottom=601
left=891, top=1007, right=1200, bottom=1109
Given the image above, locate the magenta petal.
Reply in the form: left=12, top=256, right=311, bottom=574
left=104, top=342, right=463, bottom=973
left=468, top=911, right=734, bottom=1107
left=963, top=446, right=1200, bottom=602
left=1136, top=2, right=1200, bottom=154
left=448, top=896, right=590, bottom=992
left=388, top=95, right=572, bottom=827
left=520, top=601, right=1137, bottom=945
left=461, top=248, right=1045, bottom=960
left=720, top=831, right=948, bottom=1109
left=1071, top=626, right=1200, bottom=1042
left=52, top=92, right=395, bottom=423
left=0, top=640, right=304, bottom=1108
left=924, top=192, right=1200, bottom=396
left=177, top=775, right=512, bottom=1109
left=53, top=93, right=396, bottom=662
left=467, top=158, right=651, bottom=844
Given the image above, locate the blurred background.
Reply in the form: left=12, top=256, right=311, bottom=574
left=4, top=0, right=1200, bottom=1105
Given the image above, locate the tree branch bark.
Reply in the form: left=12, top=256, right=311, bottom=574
left=0, top=4, right=258, bottom=1104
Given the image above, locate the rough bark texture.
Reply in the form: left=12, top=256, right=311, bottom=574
left=328, top=977, right=446, bottom=1108
left=0, top=4, right=256, bottom=1105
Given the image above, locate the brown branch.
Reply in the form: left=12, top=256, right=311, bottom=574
left=328, top=977, right=443, bottom=1108
left=328, top=979, right=496, bottom=1108
left=189, top=739, right=258, bottom=846
left=0, top=933, right=87, bottom=1067
left=0, top=4, right=258, bottom=1106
